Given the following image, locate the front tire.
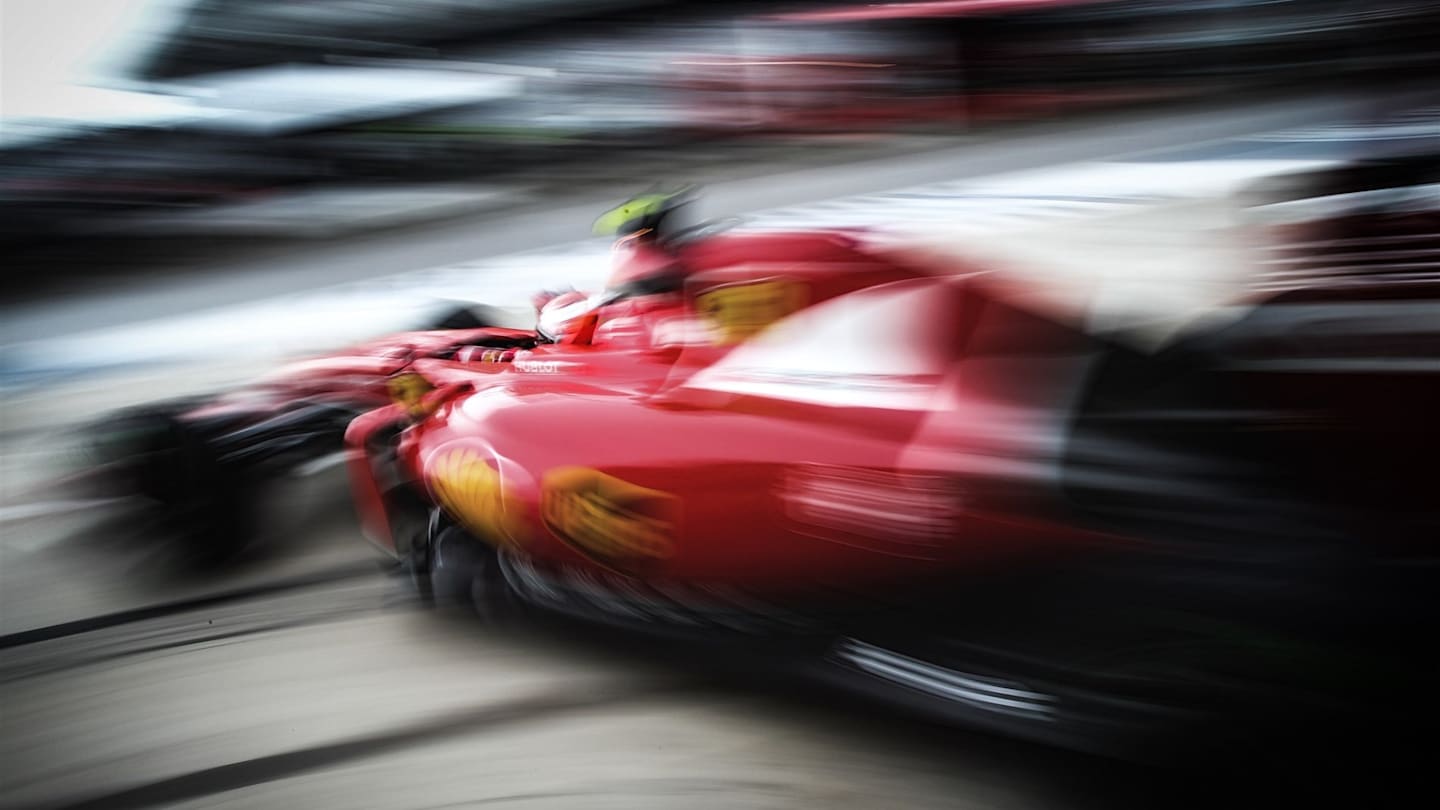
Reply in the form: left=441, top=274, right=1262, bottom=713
left=419, top=520, right=518, bottom=621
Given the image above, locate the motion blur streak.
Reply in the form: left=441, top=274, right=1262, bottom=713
left=2, top=1, right=1438, bottom=809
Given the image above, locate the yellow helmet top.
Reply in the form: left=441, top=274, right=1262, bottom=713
left=592, top=185, right=697, bottom=236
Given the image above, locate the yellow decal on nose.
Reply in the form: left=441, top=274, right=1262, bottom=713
left=541, top=467, right=678, bottom=567
left=387, top=372, right=435, bottom=417
left=429, top=449, right=527, bottom=548
left=695, top=278, right=805, bottom=344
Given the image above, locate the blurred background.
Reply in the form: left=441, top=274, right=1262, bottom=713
left=4, top=0, right=1437, bottom=248
left=2, top=1, right=1438, bottom=808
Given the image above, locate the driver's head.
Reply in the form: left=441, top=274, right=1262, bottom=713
left=592, top=184, right=699, bottom=245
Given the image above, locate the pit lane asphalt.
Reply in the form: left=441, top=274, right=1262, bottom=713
left=0, top=573, right=1155, bottom=810
left=0, top=531, right=1381, bottom=810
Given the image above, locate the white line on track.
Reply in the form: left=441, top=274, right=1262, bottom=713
left=0, top=498, right=126, bottom=525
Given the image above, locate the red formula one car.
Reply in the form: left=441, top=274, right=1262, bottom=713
left=86, top=180, right=1436, bottom=762
left=343, top=180, right=1437, bottom=761
left=326, top=183, right=1429, bottom=760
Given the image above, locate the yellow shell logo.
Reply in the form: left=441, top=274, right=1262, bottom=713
left=541, top=467, right=678, bottom=568
left=429, top=449, right=527, bottom=548
left=695, top=278, right=805, bottom=344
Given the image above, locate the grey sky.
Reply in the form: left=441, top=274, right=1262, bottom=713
left=1, top=0, right=179, bottom=119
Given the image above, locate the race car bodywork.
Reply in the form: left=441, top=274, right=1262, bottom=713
left=80, top=174, right=1435, bottom=760
left=345, top=210, right=1308, bottom=757
left=351, top=269, right=1116, bottom=591
left=343, top=177, right=1438, bottom=760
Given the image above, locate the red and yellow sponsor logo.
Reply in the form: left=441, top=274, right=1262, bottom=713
left=428, top=449, right=527, bottom=548
left=541, top=467, right=678, bottom=568
left=387, top=372, right=435, bottom=417
left=695, top=278, right=805, bottom=344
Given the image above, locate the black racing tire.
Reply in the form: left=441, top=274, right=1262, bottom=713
left=424, top=524, right=518, bottom=622
left=87, top=404, right=261, bottom=567
left=164, top=421, right=264, bottom=568
left=407, top=509, right=440, bottom=604
left=83, top=402, right=197, bottom=499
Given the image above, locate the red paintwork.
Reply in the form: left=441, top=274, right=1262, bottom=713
left=346, top=227, right=1119, bottom=597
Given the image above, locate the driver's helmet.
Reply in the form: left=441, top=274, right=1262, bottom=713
left=536, top=290, right=595, bottom=343
left=594, top=185, right=700, bottom=292
left=592, top=184, right=699, bottom=243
